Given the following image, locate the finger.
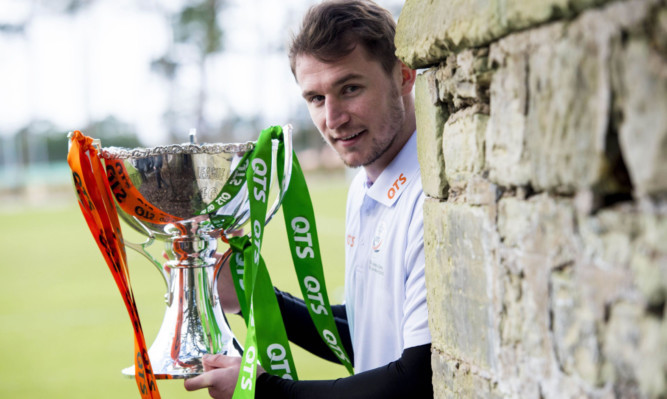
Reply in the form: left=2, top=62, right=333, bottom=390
left=183, top=373, right=214, bottom=391
left=203, top=354, right=242, bottom=371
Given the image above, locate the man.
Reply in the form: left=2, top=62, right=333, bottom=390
left=184, top=1, right=432, bottom=397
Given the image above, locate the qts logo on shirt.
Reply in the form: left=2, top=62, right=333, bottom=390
left=346, top=234, right=355, bottom=247
left=387, top=173, right=407, bottom=199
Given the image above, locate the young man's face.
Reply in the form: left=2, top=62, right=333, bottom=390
left=295, top=45, right=412, bottom=178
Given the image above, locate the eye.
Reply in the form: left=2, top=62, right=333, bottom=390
left=309, top=95, right=325, bottom=106
left=342, top=85, right=361, bottom=95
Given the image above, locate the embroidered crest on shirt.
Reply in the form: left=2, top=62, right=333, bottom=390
left=369, top=221, right=387, bottom=276
left=371, top=221, right=386, bottom=252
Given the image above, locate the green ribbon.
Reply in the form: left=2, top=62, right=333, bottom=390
left=279, top=153, right=354, bottom=371
left=231, top=126, right=295, bottom=399
left=199, top=126, right=353, bottom=398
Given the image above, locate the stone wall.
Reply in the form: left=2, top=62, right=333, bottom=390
left=396, top=0, right=667, bottom=397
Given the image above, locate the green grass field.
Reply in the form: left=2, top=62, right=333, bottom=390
left=0, top=170, right=350, bottom=398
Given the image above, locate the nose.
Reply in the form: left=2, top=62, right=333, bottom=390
left=325, top=98, right=350, bottom=131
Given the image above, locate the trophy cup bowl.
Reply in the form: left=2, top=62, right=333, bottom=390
left=95, top=126, right=293, bottom=379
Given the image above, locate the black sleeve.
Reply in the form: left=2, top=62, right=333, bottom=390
left=274, top=288, right=354, bottom=364
left=255, top=343, right=433, bottom=399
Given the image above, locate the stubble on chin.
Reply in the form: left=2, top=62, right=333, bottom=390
left=360, top=97, right=405, bottom=168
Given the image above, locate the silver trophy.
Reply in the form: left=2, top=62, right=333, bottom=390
left=95, top=126, right=292, bottom=379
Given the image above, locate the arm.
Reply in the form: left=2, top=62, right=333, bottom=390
left=184, top=344, right=432, bottom=399
left=217, top=249, right=353, bottom=363
left=256, top=344, right=432, bottom=399
left=274, top=288, right=354, bottom=364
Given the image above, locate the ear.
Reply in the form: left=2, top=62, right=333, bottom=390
left=398, top=62, right=416, bottom=95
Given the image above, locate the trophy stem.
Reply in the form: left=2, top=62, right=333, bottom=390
left=123, top=220, right=242, bottom=379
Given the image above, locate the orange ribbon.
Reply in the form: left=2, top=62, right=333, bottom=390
left=67, top=131, right=163, bottom=398
left=105, top=158, right=181, bottom=224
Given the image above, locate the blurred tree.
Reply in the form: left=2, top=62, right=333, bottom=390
left=41, top=0, right=96, bottom=14
left=19, top=120, right=58, bottom=165
left=150, top=0, right=226, bottom=143
left=176, top=0, right=223, bottom=55
left=0, top=23, right=25, bottom=35
left=3, top=117, right=142, bottom=166
left=82, top=116, right=143, bottom=149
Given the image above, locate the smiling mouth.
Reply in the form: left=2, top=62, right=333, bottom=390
left=338, top=130, right=365, bottom=141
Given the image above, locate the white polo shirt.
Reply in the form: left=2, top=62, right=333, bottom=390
left=344, top=131, right=431, bottom=372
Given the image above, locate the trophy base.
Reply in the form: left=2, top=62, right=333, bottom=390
left=121, top=359, right=243, bottom=380
left=121, top=337, right=244, bottom=380
left=121, top=365, right=200, bottom=380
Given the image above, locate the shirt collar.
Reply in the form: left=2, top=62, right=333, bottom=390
left=365, top=131, right=420, bottom=207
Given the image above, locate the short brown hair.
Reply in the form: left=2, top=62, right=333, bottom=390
left=289, top=0, right=398, bottom=78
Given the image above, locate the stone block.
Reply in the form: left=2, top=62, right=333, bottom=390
left=396, top=0, right=613, bottom=69
left=549, top=265, right=605, bottom=387
left=577, top=204, right=640, bottom=268
left=603, top=301, right=667, bottom=398
left=433, top=49, right=492, bottom=113
left=524, top=19, right=610, bottom=193
left=487, top=20, right=611, bottom=192
left=415, top=69, right=449, bottom=199
left=630, top=250, right=667, bottom=308
left=497, top=194, right=577, bottom=267
left=499, top=251, right=557, bottom=387
left=423, top=199, right=499, bottom=371
left=496, top=265, right=523, bottom=348
left=630, top=212, right=667, bottom=307
left=635, top=316, right=667, bottom=397
left=486, top=38, right=532, bottom=187
left=639, top=210, right=667, bottom=255
left=432, top=350, right=502, bottom=399
left=442, top=108, right=488, bottom=187
left=614, top=35, right=667, bottom=197
left=465, top=176, right=499, bottom=207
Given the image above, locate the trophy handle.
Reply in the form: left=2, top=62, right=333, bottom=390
left=264, top=124, right=293, bottom=226
left=122, top=216, right=171, bottom=297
